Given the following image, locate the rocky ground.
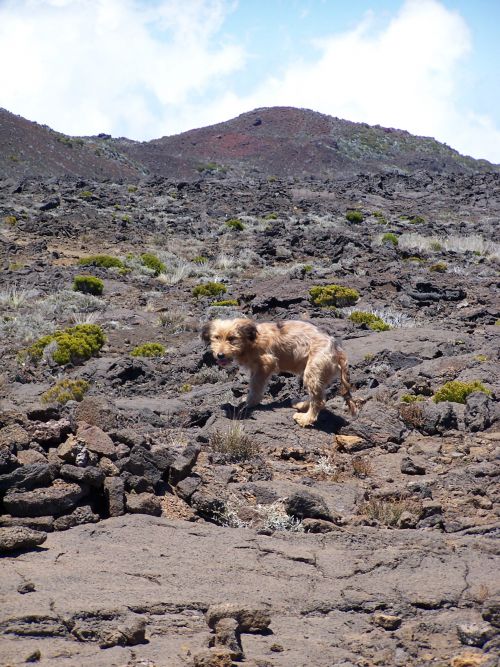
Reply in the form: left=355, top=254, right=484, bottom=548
left=0, top=169, right=499, bottom=666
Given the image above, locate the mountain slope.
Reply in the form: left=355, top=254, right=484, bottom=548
left=115, top=106, right=498, bottom=179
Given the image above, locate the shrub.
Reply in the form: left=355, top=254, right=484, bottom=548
left=210, top=423, right=258, bottom=462
left=429, top=262, right=447, bottom=273
left=78, top=254, right=124, bottom=269
left=212, top=299, right=238, bottom=307
left=79, top=190, right=93, bottom=198
left=3, top=215, right=17, bottom=226
left=192, top=255, right=208, bottom=264
left=25, top=324, right=105, bottom=365
left=127, top=185, right=138, bottom=193
left=349, top=311, right=391, bottom=331
left=73, top=275, right=104, bottom=296
left=225, top=218, right=245, bottom=231
left=382, top=232, right=398, bottom=246
left=400, top=394, right=424, bottom=404
left=410, top=215, right=425, bottom=224
left=302, top=264, right=313, bottom=274
left=193, top=282, right=227, bottom=298
left=345, top=210, right=364, bottom=223
left=42, top=379, right=90, bottom=404
left=433, top=380, right=491, bottom=404
left=372, top=211, right=387, bottom=224
left=131, top=342, right=165, bottom=358
left=140, top=253, right=166, bottom=276
left=264, top=212, right=278, bottom=220
left=310, top=285, right=359, bottom=307
left=430, top=241, right=442, bottom=252
left=362, top=498, right=421, bottom=527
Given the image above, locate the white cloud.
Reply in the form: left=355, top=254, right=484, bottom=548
left=190, top=0, right=500, bottom=162
left=0, top=0, right=244, bottom=138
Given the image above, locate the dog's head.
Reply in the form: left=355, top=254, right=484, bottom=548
left=201, top=318, right=257, bottom=367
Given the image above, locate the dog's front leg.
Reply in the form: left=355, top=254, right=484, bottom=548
left=244, top=355, right=276, bottom=408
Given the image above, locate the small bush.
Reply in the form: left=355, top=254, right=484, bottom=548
left=400, top=394, right=424, bottom=404
left=78, top=254, right=124, bottom=269
left=429, top=262, right=447, bottom=273
left=212, top=299, right=238, bottom=307
left=24, top=324, right=105, bottom=365
left=372, top=211, right=387, bottom=224
left=210, top=423, right=258, bottom=462
left=130, top=342, right=165, bottom=358
left=345, top=210, right=364, bottom=223
left=430, top=241, right=442, bottom=252
left=79, top=190, right=93, bottom=198
left=73, top=275, right=104, bottom=296
left=127, top=185, right=138, bottom=193
left=433, top=380, right=491, bottom=404
left=193, top=282, right=227, bottom=299
left=192, top=255, right=208, bottom=264
left=302, top=264, right=313, bottom=274
left=362, top=498, right=421, bottom=527
left=410, top=215, right=425, bottom=224
left=264, top=212, right=278, bottom=220
left=349, top=311, right=391, bottom=331
left=310, top=285, right=360, bottom=307
left=140, top=253, right=166, bottom=276
left=4, top=215, right=17, bottom=226
left=352, top=457, right=372, bottom=478
left=42, top=379, right=89, bottom=404
left=382, top=232, right=398, bottom=246
left=225, top=218, right=245, bottom=231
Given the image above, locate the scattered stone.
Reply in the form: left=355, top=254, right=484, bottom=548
left=175, top=475, right=202, bottom=501
left=457, top=622, right=495, bottom=647
left=16, top=449, right=47, bottom=465
left=284, top=490, right=335, bottom=522
left=0, top=526, right=47, bottom=552
left=25, top=649, right=41, bottom=663
left=373, top=613, right=402, bottom=630
left=60, top=464, right=105, bottom=488
left=212, top=617, right=242, bottom=660
left=57, top=435, right=88, bottom=464
left=192, top=648, right=233, bottom=667
left=0, top=463, right=53, bottom=492
left=400, top=456, right=426, bottom=475
left=0, top=447, right=18, bottom=474
left=169, top=444, right=201, bottom=485
left=482, top=596, right=500, bottom=627
left=98, top=456, right=119, bottom=476
left=302, top=518, right=339, bottom=533
left=465, top=392, right=493, bottom=432
left=397, top=511, right=418, bottom=529
left=30, top=419, right=71, bottom=445
left=125, top=492, right=162, bottom=516
left=104, top=476, right=125, bottom=517
left=3, top=481, right=88, bottom=517
left=206, top=603, right=271, bottom=633
left=53, top=505, right=100, bottom=531
left=17, top=580, right=36, bottom=594
left=334, top=435, right=367, bottom=452
left=77, top=423, right=117, bottom=458
left=0, top=423, right=30, bottom=450
left=0, top=515, right=55, bottom=531
left=99, top=617, right=147, bottom=648
left=343, top=402, right=404, bottom=446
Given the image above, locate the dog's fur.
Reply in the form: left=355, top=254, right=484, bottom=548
left=201, top=318, right=357, bottom=427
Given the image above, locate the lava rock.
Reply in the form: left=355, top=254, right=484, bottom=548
left=77, top=423, right=117, bottom=458
left=125, top=492, right=161, bottom=516
left=465, top=392, right=494, bottom=432
left=0, top=463, right=53, bottom=492
left=284, top=490, right=334, bottom=522
left=0, top=526, right=47, bottom=552
left=206, top=603, right=271, bottom=633
left=400, top=457, right=426, bottom=475
left=3, top=481, right=88, bottom=517
left=104, top=476, right=125, bottom=517
left=60, top=464, right=105, bottom=488
left=53, top=505, right=100, bottom=531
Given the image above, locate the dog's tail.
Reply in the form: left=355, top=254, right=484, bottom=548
left=332, top=340, right=358, bottom=416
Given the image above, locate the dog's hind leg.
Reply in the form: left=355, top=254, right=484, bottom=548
left=293, top=354, right=330, bottom=427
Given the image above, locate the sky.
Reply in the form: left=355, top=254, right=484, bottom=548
left=0, top=0, right=499, bottom=163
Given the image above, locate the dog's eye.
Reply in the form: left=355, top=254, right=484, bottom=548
left=214, top=335, right=220, bottom=341
left=227, top=336, right=236, bottom=343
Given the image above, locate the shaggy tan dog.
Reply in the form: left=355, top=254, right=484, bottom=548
left=202, top=318, right=357, bottom=427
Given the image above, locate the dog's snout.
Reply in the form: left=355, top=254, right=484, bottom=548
left=217, top=353, right=226, bottom=360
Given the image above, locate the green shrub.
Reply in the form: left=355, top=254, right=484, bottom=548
left=212, top=299, right=238, bottom=307
left=372, top=211, right=387, bottom=224
left=193, top=282, right=227, bottom=298
left=264, top=212, right=278, bottom=220
left=121, top=215, right=131, bottom=223
left=349, top=311, right=391, bottom=331
left=429, top=262, right=447, bottom=273
left=127, top=185, right=138, bottom=193
left=210, top=423, right=258, bottom=462
left=73, top=275, right=104, bottom=296
left=24, top=324, right=105, bottom=365
left=225, top=218, right=245, bottom=231
left=42, top=379, right=90, bottom=404
left=140, top=253, right=166, bottom=276
left=430, top=241, right=442, bottom=252
left=345, top=210, right=364, bottom=223
left=4, top=215, right=17, bottom=226
left=433, top=380, right=491, bottom=404
left=410, top=215, right=425, bottom=224
left=78, top=254, right=124, bottom=269
left=382, top=233, right=398, bottom=246
left=400, top=394, right=424, bottom=404
left=79, top=190, right=93, bottom=198
left=131, top=342, right=165, bottom=358
left=302, top=264, right=313, bottom=274
left=310, top=285, right=360, bottom=307
left=192, top=255, right=208, bottom=264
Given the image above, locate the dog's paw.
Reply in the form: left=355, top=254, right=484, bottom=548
left=292, top=400, right=310, bottom=412
left=293, top=412, right=315, bottom=427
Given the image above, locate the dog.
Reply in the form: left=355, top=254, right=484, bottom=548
left=201, top=318, right=357, bottom=427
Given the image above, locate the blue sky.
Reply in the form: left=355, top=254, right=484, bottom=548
left=0, top=0, right=499, bottom=162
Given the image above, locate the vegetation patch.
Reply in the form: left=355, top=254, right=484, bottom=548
left=193, top=282, right=227, bottom=298
left=310, top=285, right=360, bottom=307
left=42, top=378, right=90, bottom=404
left=345, top=210, right=364, bottom=223
left=400, top=394, right=424, bottom=404
left=78, top=254, right=124, bottom=269
left=429, top=262, right=447, bottom=273
left=192, top=255, right=208, bottom=264
left=225, top=218, right=245, bottom=231
left=433, top=380, right=491, bottom=404
left=73, top=275, right=104, bottom=296
left=349, top=311, right=391, bottom=331
left=381, top=232, right=398, bottom=246
left=130, top=342, right=165, bottom=358
left=24, top=324, right=105, bottom=365
left=140, top=253, right=166, bottom=276
left=210, top=423, right=259, bottom=462
left=362, top=498, right=421, bottom=527
left=212, top=299, right=238, bottom=307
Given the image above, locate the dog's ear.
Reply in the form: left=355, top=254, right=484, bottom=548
left=201, top=322, right=212, bottom=344
left=238, top=320, right=257, bottom=342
